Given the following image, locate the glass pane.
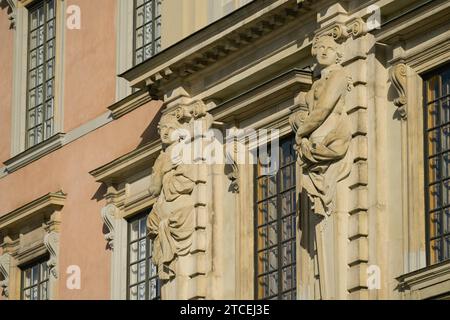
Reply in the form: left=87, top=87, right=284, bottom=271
left=443, top=69, right=450, bottom=97
left=267, top=175, right=276, bottom=197
left=37, top=46, right=44, bottom=66
left=46, top=58, right=54, bottom=77
left=24, top=289, right=31, bottom=300
left=129, top=285, right=138, bottom=300
left=268, top=247, right=277, bottom=271
left=428, top=129, right=440, bottom=156
left=257, top=251, right=268, bottom=274
left=281, top=166, right=294, bottom=191
left=144, top=45, right=152, bottom=60
left=135, top=48, right=144, bottom=64
left=443, top=180, right=450, bottom=207
left=144, top=23, right=152, bottom=45
left=144, top=2, right=153, bottom=22
left=149, top=278, right=158, bottom=299
left=257, top=177, right=267, bottom=200
left=281, top=139, right=294, bottom=166
left=31, top=286, right=39, bottom=300
left=47, top=40, right=55, bottom=59
left=47, top=0, right=55, bottom=20
left=135, top=27, right=144, bottom=49
left=139, top=218, right=147, bottom=238
left=442, top=125, right=450, bottom=151
left=36, top=124, right=43, bottom=144
left=136, top=4, right=145, bottom=28
left=139, top=239, right=146, bottom=260
left=444, top=236, right=450, bottom=261
left=282, top=241, right=294, bottom=266
left=46, top=100, right=54, bottom=119
left=138, top=260, right=146, bottom=282
left=149, top=261, right=157, bottom=278
left=282, top=216, right=295, bottom=241
left=37, top=86, right=44, bottom=105
left=427, top=102, right=439, bottom=128
left=282, top=266, right=294, bottom=291
left=37, top=66, right=44, bottom=86
left=430, top=238, right=443, bottom=264
left=444, top=208, right=450, bottom=234
left=40, top=262, right=48, bottom=281
left=428, top=184, right=441, bottom=210
left=267, top=222, right=277, bottom=247
left=130, top=220, right=139, bottom=241
left=24, top=268, right=31, bottom=288
left=427, top=75, right=440, bottom=102
left=268, top=272, right=278, bottom=297
left=47, top=19, right=55, bottom=39
left=429, top=211, right=442, bottom=238
left=155, top=17, right=161, bottom=38
left=28, top=109, right=36, bottom=128
left=38, top=7, right=44, bottom=26
left=29, top=70, right=37, bottom=88
left=281, top=190, right=295, bottom=216
left=45, top=119, right=53, bottom=138
left=30, top=10, right=38, bottom=30
left=32, top=265, right=39, bottom=285
left=138, top=282, right=146, bottom=300
left=30, top=49, right=37, bottom=69
left=40, top=281, right=48, bottom=300
left=129, top=263, right=138, bottom=285
left=46, top=80, right=54, bottom=99
left=428, top=156, right=441, bottom=183
left=129, top=242, right=138, bottom=263
left=38, top=26, right=45, bottom=46
left=442, top=97, right=450, bottom=125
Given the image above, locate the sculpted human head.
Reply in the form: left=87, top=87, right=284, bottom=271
left=312, top=35, right=343, bottom=67
left=158, top=113, right=182, bottom=146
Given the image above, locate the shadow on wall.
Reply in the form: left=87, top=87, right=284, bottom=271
left=0, top=0, right=15, bottom=30
left=138, top=101, right=163, bottom=148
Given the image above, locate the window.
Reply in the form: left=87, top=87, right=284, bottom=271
left=26, top=0, right=56, bottom=148
left=134, top=0, right=161, bottom=65
left=127, top=212, right=160, bottom=300
left=21, top=258, right=50, bottom=300
left=254, top=136, right=297, bottom=299
left=424, top=64, right=450, bottom=265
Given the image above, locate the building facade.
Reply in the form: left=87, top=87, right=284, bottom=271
left=0, top=0, right=449, bottom=300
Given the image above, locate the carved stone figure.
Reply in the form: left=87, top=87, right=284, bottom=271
left=147, top=112, right=197, bottom=281
left=290, top=35, right=352, bottom=217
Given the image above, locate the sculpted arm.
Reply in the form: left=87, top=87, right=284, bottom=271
left=148, top=154, right=164, bottom=196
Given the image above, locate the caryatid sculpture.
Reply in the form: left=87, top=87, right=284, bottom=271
left=146, top=102, right=213, bottom=297
left=290, top=34, right=353, bottom=217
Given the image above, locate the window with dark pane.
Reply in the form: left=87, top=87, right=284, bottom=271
left=134, top=0, right=161, bottom=65
left=127, top=212, right=160, bottom=300
left=21, top=258, right=50, bottom=300
left=26, top=0, right=56, bottom=148
left=254, top=135, right=297, bottom=300
left=424, top=64, right=450, bottom=265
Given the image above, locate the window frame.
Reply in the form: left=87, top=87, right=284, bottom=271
left=423, top=63, right=450, bottom=266
left=25, top=0, right=57, bottom=149
left=19, top=255, right=50, bottom=301
left=132, top=0, right=161, bottom=66
left=253, top=134, right=297, bottom=300
left=126, top=210, right=160, bottom=300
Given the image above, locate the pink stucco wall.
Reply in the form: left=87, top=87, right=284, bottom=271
left=63, top=0, right=117, bottom=132
left=0, top=6, right=13, bottom=164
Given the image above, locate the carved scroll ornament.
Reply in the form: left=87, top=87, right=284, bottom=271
left=389, top=63, right=407, bottom=120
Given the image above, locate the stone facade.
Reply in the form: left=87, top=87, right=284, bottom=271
left=0, top=0, right=449, bottom=300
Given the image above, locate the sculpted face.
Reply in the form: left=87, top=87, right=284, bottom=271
left=314, top=36, right=340, bottom=67
left=158, top=116, right=180, bottom=145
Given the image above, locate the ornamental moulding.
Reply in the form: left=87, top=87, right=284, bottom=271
left=120, top=0, right=315, bottom=98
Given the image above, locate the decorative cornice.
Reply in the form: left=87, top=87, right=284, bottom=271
left=0, top=191, right=66, bottom=230
left=101, top=204, right=117, bottom=250
left=3, top=133, right=66, bottom=173
left=0, top=253, right=11, bottom=298
left=89, top=140, right=162, bottom=183
left=389, top=63, right=407, bottom=120
left=119, top=0, right=314, bottom=98
left=43, top=231, right=59, bottom=279
left=108, top=89, right=153, bottom=120
left=396, top=260, right=450, bottom=294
